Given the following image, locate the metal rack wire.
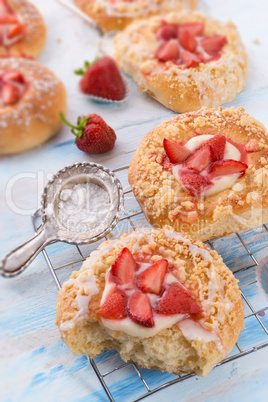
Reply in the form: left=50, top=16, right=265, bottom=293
left=32, top=165, right=268, bottom=402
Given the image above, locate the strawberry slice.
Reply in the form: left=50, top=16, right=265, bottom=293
left=198, top=134, right=226, bottom=161
left=136, top=259, right=168, bottom=295
left=7, top=23, right=24, bottom=39
left=1, top=82, right=20, bottom=105
left=0, top=0, right=13, bottom=14
left=179, top=22, right=204, bottom=36
left=208, top=160, right=248, bottom=178
left=109, top=247, right=136, bottom=288
left=186, top=145, right=213, bottom=172
left=156, top=24, right=178, bottom=41
left=3, top=70, right=25, bottom=84
left=156, top=39, right=179, bottom=62
left=181, top=50, right=201, bottom=68
left=99, top=291, right=126, bottom=320
left=0, top=15, right=18, bottom=24
left=201, top=35, right=227, bottom=55
left=127, top=291, right=154, bottom=327
left=155, top=283, right=201, bottom=315
left=163, top=138, right=191, bottom=164
left=180, top=172, right=210, bottom=197
left=178, top=28, right=197, bottom=53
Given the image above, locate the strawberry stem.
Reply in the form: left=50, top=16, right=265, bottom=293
left=74, top=57, right=99, bottom=76
left=59, top=112, right=89, bottom=138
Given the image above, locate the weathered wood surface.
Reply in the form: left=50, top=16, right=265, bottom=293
left=1, top=0, right=268, bottom=400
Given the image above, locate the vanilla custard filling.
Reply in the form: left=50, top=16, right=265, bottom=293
left=100, top=263, right=187, bottom=338
left=172, top=134, right=242, bottom=196
left=100, top=258, right=224, bottom=354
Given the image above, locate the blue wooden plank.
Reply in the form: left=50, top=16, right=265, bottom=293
left=1, top=0, right=268, bottom=400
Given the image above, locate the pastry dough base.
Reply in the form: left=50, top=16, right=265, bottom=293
left=128, top=107, right=268, bottom=241
left=0, top=0, right=46, bottom=58
left=114, top=12, right=248, bottom=112
left=0, top=58, right=67, bottom=154
left=75, top=0, right=198, bottom=32
left=56, top=228, right=244, bottom=377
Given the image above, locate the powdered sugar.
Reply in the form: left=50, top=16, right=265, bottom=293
left=58, top=182, right=111, bottom=233
left=10, top=0, right=44, bottom=39
left=94, top=0, right=193, bottom=19
left=0, top=58, right=61, bottom=129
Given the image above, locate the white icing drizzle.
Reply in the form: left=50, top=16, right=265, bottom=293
left=164, top=229, right=232, bottom=355
left=60, top=274, right=99, bottom=331
left=177, top=319, right=225, bottom=354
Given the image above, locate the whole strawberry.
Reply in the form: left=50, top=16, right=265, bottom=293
left=60, top=113, right=116, bottom=154
left=74, top=56, right=125, bottom=101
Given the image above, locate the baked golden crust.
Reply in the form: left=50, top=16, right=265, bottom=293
left=0, top=58, right=67, bottom=154
left=0, top=0, right=46, bottom=58
left=114, top=11, right=248, bottom=112
left=75, top=0, right=198, bottom=32
left=128, top=107, right=268, bottom=241
left=56, top=227, right=244, bottom=377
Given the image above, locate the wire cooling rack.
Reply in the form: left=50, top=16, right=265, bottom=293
left=32, top=165, right=268, bottom=401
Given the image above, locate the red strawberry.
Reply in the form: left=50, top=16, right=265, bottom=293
left=7, top=23, right=24, bottom=39
left=163, top=138, right=191, bottom=164
left=180, top=172, right=210, bottom=197
left=1, top=82, right=20, bottom=105
left=0, top=0, right=13, bottom=14
left=181, top=50, right=201, bottom=68
left=186, top=145, right=213, bottom=172
left=156, top=39, right=179, bottom=62
left=59, top=113, right=116, bottom=154
left=201, top=35, right=227, bottom=55
left=109, top=247, right=136, bottom=288
left=178, top=28, right=197, bottom=53
left=75, top=57, right=125, bottom=101
left=179, top=22, right=204, bottom=36
left=199, top=134, right=226, bottom=161
left=3, top=70, right=25, bottom=84
left=155, top=283, right=201, bottom=315
left=208, top=160, right=248, bottom=178
left=0, top=15, right=18, bottom=24
left=136, top=259, right=168, bottom=295
left=99, top=291, right=126, bottom=320
left=156, top=24, right=178, bottom=41
left=127, top=291, right=154, bottom=327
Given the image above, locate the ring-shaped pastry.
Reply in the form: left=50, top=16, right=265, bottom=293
left=0, top=58, right=67, bottom=154
left=56, top=227, right=244, bottom=377
left=128, top=107, right=268, bottom=241
left=0, top=0, right=46, bottom=58
left=75, top=0, right=198, bottom=32
left=114, top=11, right=247, bottom=112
